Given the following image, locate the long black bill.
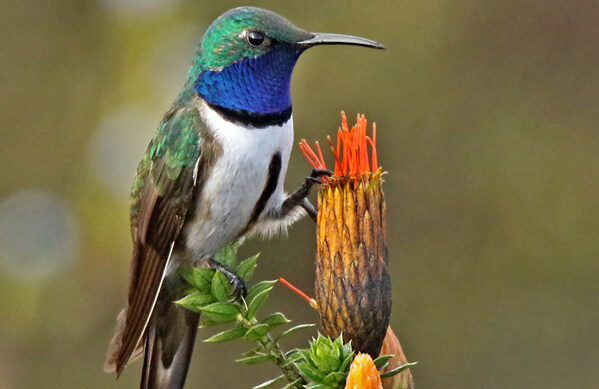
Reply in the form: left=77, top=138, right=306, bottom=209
left=298, top=32, right=385, bottom=50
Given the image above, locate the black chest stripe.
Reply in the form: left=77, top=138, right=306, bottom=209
left=208, top=103, right=292, bottom=129
left=247, top=152, right=282, bottom=227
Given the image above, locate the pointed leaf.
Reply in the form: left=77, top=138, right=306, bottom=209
left=373, top=354, right=394, bottom=370
left=323, top=371, right=347, bottom=385
left=175, top=292, right=214, bottom=312
left=275, top=323, right=315, bottom=341
left=181, top=267, right=215, bottom=292
left=262, top=312, right=291, bottom=328
left=247, top=287, right=272, bottom=319
left=379, top=362, right=418, bottom=378
left=339, top=352, right=354, bottom=372
left=236, top=253, right=259, bottom=281
left=281, top=378, right=303, bottom=389
left=212, top=271, right=233, bottom=302
left=244, top=323, right=269, bottom=342
left=245, top=280, right=277, bottom=303
left=252, top=375, right=285, bottom=389
left=236, top=354, right=275, bottom=365
left=199, top=302, right=241, bottom=323
left=214, top=242, right=239, bottom=269
left=203, top=326, right=247, bottom=343
left=297, top=362, right=325, bottom=382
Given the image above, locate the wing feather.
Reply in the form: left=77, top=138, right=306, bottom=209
left=107, top=105, right=203, bottom=376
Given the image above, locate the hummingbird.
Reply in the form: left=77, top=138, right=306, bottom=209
left=104, top=6, right=383, bottom=389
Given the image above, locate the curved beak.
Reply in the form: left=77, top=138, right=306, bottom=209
left=298, top=32, right=385, bottom=50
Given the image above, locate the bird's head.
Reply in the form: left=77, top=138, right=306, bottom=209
left=190, top=7, right=383, bottom=124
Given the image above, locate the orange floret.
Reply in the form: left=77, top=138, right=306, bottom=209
left=300, top=111, right=379, bottom=182
left=344, top=353, right=384, bottom=389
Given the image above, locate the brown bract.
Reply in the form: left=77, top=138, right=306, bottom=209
left=380, top=327, right=414, bottom=389
left=315, top=172, right=391, bottom=357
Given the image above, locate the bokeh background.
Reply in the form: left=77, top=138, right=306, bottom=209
left=1, top=0, right=598, bottom=388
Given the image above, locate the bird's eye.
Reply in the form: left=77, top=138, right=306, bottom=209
left=246, top=30, right=265, bottom=47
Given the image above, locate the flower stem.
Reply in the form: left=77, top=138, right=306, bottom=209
left=239, top=317, right=306, bottom=389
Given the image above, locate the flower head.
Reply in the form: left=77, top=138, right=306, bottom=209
left=302, top=112, right=392, bottom=358
left=300, top=111, right=380, bottom=183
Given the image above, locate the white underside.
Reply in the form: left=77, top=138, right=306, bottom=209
left=180, top=100, right=304, bottom=262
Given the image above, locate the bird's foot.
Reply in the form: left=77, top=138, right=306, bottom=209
left=202, top=257, right=247, bottom=300
left=282, top=169, right=332, bottom=221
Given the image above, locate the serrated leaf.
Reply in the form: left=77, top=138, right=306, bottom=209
left=379, top=361, right=418, bottom=378
left=211, top=271, right=233, bottom=302
left=373, top=354, right=394, bottom=370
left=245, top=280, right=277, bottom=303
left=199, top=302, right=241, bottom=323
left=275, top=323, right=315, bottom=341
left=181, top=268, right=215, bottom=292
left=247, top=287, right=272, bottom=318
left=236, top=354, right=275, bottom=364
left=262, top=312, right=290, bottom=328
left=236, top=253, right=259, bottom=281
left=244, top=323, right=269, bottom=342
left=175, top=292, right=214, bottom=312
left=252, top=375, right=285, bottom=389
left=203, top=326, right=247, bottom=343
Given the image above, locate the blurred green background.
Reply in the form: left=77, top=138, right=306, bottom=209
left=1, top=0, right=598, bottom=388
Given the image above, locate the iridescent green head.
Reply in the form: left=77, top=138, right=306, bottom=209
left=191, top=7, right=384, bottom=126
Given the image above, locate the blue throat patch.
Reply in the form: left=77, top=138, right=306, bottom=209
left=195, top=45, right=303, bottom=120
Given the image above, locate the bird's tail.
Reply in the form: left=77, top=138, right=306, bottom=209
left=140, top=293, right=200, bottom=389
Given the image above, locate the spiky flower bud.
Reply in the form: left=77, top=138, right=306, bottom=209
left=301, top=112, right=391, bottom=358
left=344, top=353, right=384, bottom=389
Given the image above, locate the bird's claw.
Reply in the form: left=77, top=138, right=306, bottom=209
left=202, top=257, right=247, bottom=301
left=228, top=274, right=247, bottom=301
left=309, top=168, right=333, bottom=183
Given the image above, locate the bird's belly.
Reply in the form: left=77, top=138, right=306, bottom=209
left=182, top=107, right=293, bottom=260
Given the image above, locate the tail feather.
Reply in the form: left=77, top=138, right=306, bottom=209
left=140, top=295, right=200, bottom=389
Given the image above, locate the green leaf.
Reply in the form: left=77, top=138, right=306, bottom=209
left=373, top=354, right=394, bottom=370
left=297, top=362, right=325, bottom=382
left=175, top=292, right=214, bottom=312
left=253, top=375, right=285, bottom=389
left=322, top=371, right=347, bottom=385
left=181, top=267, right=215, bottom=292
left=236, top=253, right=259, bottom=281
left=262, top=312, right=291, bottom=328
left=339, top=352, right=354, bottom=373
left=235, top=354, right=275, bottom=364
left=214, top=242, right=239, bottom=269
left=379, top=362, right=418, bottom=378
left=245, top=280, right=277, bottom=303
left=275, top=323, right=315, bottom=341
left=203, top=326, right=247, bottom=343
left=247, top=287, right=273, bottom=319
left=244, top=323, right=269, bottom=342
left=281, top=378, right=303, bottom=389
left=199, top=302, right=241, bottom=323
left=211, top=271, right=233, bottom=302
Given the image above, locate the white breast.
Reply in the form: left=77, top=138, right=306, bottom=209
left=183, top=101, right=294, bottom=258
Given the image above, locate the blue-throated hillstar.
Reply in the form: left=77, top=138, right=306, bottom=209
left=104, top=7, right=383, bottom=389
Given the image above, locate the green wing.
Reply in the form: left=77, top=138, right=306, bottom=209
left=114, top=105, right=202, bottom=375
